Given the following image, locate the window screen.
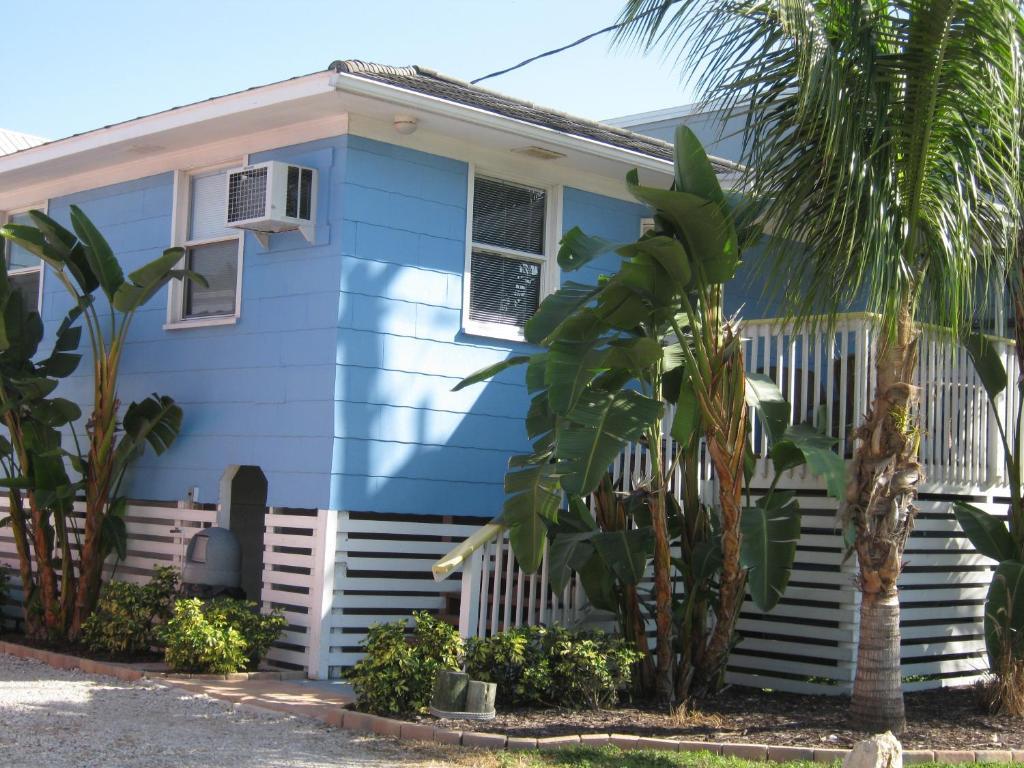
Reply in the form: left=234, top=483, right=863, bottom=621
left=468, top=177, right=547, bottom=330
left=469, top=251, right=541, bottom=327
left=189, top=171, right=233, bottom=241
left=472, top=177, right=545, bottom=255
left=184, top=240, right=238, bottom=318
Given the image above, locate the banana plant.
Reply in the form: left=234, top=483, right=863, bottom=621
left=1, top=206, right=202, bottom=639
left=953, top=333, right=1024, bottom=681
left=455, top=127, right=846, bottom=703
left=0, top=258, right=83, bottom=639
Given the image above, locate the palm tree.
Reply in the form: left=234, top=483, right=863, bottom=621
left=616, top=0, right=1022, bottom=732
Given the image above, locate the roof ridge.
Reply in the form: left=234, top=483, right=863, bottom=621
left=328, top=60, right=419, bottom=78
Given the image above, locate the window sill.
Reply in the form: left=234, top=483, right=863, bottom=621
left=461, top=321, right=527, bottom=343
left=164, top=315, right=238, bottom=331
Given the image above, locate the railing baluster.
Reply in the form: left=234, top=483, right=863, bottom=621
left=490, top=533, right=504, bottom=637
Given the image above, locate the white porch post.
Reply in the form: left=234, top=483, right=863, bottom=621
left=458, top=548, right=483, bottom=640
left=306, top=508, right=338, bottom=680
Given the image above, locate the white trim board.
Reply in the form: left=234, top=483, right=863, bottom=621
left=0, top=115, right=350, bottom=212
left=0, top=66, right=679, bottom=211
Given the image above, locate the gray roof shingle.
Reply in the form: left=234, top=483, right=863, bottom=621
left=329, top=60, right=739, bottom=174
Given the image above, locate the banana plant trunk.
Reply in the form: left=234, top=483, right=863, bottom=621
left=5, top=494, right=44, bottom=638
left=699, top=418, right=748, bottom=692
left=848, top=308, right=920, bottom=734
left=694, top=321, right=749, bottom=695
left=647, top=413, right=676, bottom=706
left=70, top=358, right=120, bottom=639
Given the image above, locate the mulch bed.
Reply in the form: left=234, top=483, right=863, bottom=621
left=6, top=634, right=162, bottom=665
left=421, top=687, right=1022, bottom=750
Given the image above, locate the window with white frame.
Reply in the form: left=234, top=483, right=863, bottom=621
left=465, top=175, right=553, bottom=337
left=3, top=210, right=44, bottom=311
left=168, top=167, right=242, bottom=325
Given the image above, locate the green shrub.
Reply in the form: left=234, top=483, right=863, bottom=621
left=349, top=611, right=463, bottom=716
left=81, top=566, right=179, bottom=656
left=547, top=627, right=642, bottom=709
left=201, top=598, right=286, bottom=669
left=160, top=598, right=248, bottom=674
left=465, top=626, right=641, bottom=710
left=465, top=625, right=552, bottom=707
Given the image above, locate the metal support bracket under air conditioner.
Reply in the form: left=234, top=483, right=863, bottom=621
left=251, top=224, right=316, bottom=250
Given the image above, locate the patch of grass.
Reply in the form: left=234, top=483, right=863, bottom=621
left=485, top=746, right=986, bottom=768
left=492, top=746, right=822, bottom=768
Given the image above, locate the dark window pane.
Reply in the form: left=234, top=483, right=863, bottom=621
left=185, top=241, right=238, bottom=318
left=469, top=250, right=541, bottom=328
left=6, top=212, right=39, bottom=271
left=472, top=177, right=545, bottom=255
left=10, top=271, right=40, bottom=311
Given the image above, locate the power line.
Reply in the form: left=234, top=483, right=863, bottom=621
left=471, top=4, right=668, bottom=85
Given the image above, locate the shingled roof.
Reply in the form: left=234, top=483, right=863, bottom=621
left=330, top=60, right=739, bottom=175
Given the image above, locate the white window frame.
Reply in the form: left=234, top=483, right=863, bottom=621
left=1, top=202, right=47, bottom=313
left=461, top=166, right=562, bottom=342
left=166, top=160, right=245, bottom=329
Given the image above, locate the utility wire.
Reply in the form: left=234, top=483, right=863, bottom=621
left=471, top=4, right=668, bottom=85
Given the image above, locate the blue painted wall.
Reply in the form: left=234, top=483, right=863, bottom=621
left=43, top=136, right=346, bottom=509
left=33, top=133, right=659, bottom=517
left=328, top=137, right=649, bottom=517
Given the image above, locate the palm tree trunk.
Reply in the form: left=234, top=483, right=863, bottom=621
left=847, top=308, right=919, bottom=734
left=851, top=591, right=906, bottom=731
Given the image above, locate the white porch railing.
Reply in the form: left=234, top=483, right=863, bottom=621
left=436, top=313, right=1012, bottom=692
left=741, top=313, right=1017, bottom=491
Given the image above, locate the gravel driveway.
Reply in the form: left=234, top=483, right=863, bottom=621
left=0, top=653, right=475, bottom=768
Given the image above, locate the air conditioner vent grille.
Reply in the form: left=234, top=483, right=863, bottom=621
left=227, top=166, right=268, bottom=223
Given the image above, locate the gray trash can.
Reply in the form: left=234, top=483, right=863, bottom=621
left=182, top=527, right=243, bottom=597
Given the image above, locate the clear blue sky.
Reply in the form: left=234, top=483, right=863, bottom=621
left=0, top=0, right=699, bottom=141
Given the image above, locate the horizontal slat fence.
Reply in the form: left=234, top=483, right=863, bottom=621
left=0, top=500, right=217, bottom=629
left=323, top=512, right=483, bottom=677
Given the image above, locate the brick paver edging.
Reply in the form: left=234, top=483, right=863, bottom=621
left=3, top=640, right=1021, bottom=765
left=0, top=640, right=300, bottom=682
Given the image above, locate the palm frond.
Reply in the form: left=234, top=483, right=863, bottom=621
left=616, top=0, right=1024, bottom=337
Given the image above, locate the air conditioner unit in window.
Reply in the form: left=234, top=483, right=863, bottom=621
left=225, top=161, right=317, bottom=247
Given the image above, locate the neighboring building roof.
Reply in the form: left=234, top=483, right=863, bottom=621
left=0, top=129, right=46, bottom=157
left=331, top=61, right=740, bottom=174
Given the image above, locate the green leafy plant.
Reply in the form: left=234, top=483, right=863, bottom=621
left=1, top=208, right=205, bottom=639
left=160, top=597, right=247, bottom=674
left=0, top=257, right=84, bottom=640
left=615, top=0, right=1022, bottom=734
left=465, top=626, right=641, bottom=710
left=81, top=566, right=180, bottom=657
left=456, top=128, right=844, bottom=703
left=464, top=625, right=552, bottom=707
left=349, top=611, right=464, bottom=716
left=201, top=598, right=286, bottom=669
left=952, top=333, right=1024, bottom=713
left=547, top=627, right=642, bottom=710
